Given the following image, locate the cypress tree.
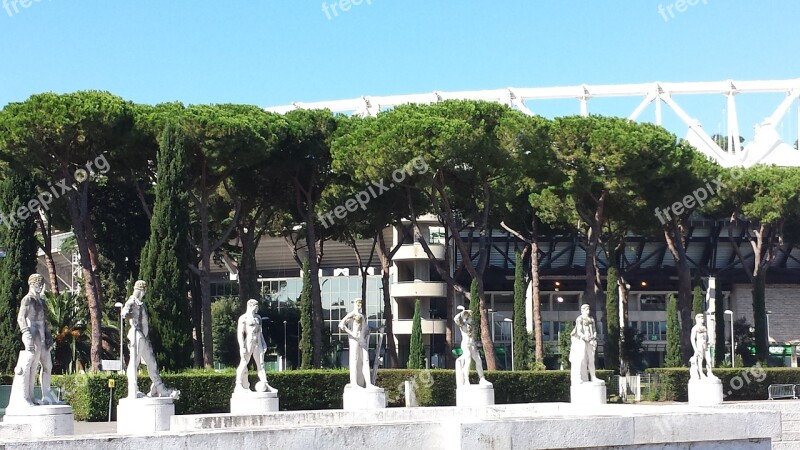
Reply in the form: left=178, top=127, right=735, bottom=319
left=469, top=278, right=481, bottom=342
left=0, top=171, right=38, bottom=373
left=605, top=267, right=620, bottom=372
left=139, top=123, right=193, bottom=370
left=665, top=294, right=682, bottom=367
left=408, top=299, right=424, bottom=369
left=299, top=259, right=312, bottom=369
left=715, top=294, right=725, bottom=365
left=512, top=249, right=529, bottom=370
left=692, top=285, right=705, bottom=317
left=558, top=321, right=573, bottom=370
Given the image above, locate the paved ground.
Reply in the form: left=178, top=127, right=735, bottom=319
left=73, top=421, right=117, bottom=435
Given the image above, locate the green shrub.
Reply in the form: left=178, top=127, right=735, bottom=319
left=53, top=369, right=612, bottom=421
left=645, top=366, right=792, bottom=402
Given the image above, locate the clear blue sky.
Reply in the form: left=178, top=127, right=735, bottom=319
left=0, top=1, right=798, bottom=139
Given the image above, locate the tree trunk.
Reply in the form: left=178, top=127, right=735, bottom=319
left=583, top=193, right=606, bottom=306
left=237, top=222, right=260, bottom=309
left=36, top=214, right=60, bottom=295
left=189, top=270, right=204, bottom=368
left=664, top=225, right=693, bottom=362
left=65, top=186, right=103, bottom=372
left=376, top=232, right=399, bottom=368
left=304, top=220, right=323, bottom=368
left=531, top=224, right=543, bottom=363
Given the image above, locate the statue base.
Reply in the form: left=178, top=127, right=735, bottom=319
left=688, top=377, right=723, bottom=406
left=3, top=404, right=74, bottom=437
left=117, top=397, right=176, bottom=435
left=456, top=384, right=495, bottom=407
left=342, top=385, right=386, bottom=410
left=570, top=381, right=607, bottom=405
left=230, top=391, right=279, bottom=414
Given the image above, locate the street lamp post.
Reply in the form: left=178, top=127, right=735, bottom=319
left=766, top=310, right=773, bottom=344
left=504, top=318, right=514, bottom=371
left=488, top=308, right=496, bottom=341
left=283, top=320, right=288, bottom=370
left=114, top=302, right=124, bottom=372
left=724, top=310, right=734, bottom=368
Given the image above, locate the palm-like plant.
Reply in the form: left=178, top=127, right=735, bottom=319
left=44, top=291, right=90, bottom=374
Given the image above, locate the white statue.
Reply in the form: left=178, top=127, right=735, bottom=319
left=338, top=298, right=376, bottom=388
left=235, top=299, right=276, bottom=393
left=122, top=280, right=180, bottom=399
left=690, top=313, right=718, bottom=381
left=454, top=306, right=491, bottom=387
left=7, top=274, right=61, bottom=409
left=569, top=304, right=603, bottom=385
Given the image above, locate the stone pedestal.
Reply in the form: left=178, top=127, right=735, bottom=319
left=456, top=384, right=495, bottom=407
left=117, top=397, right=175, bottom=435
left=342, top=385, right=386, bottom=410
left=688, top=377, right=723, bottom=406
left=3, top=405, right=73, bottom=437
left=230, top=391, right=279, bottom=414
left=570, top=382, right=607, bottom=405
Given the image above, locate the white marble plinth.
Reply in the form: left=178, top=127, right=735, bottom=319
left=230, top=391, right=279, bottom=414
left=117, top=397, right=175, bottom=435
left=570, top=381, right=607, bottom=405
left=689, top=377, right=724, bottom=406
left=342, top=385, right=386, bottom=410
left=2, top=404, right=73, bottom=437
left=456, top=384, right=495, bottom=407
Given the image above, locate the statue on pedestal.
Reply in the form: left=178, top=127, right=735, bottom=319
left=453, top=306, right=491, bottom=387
left=122, top=280, right=180, bottom=399
left=338, top=298, right=376, bottom=389
left=690, top=313, right=718, bottom=381
left=569, top=304, right=603, bottom=385
left=235, top=299, right=276, bottom=393
left=7, top=274, right=62, bottom=409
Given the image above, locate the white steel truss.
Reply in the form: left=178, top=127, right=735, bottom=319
left=266, top=79, right=800, bottom=168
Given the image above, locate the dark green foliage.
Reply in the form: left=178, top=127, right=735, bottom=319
left=138, top=123, right=193, bottom=370
left=692, top=284, right=705, bottom=316
left=299, top=260, right=313, bottom=369
left=605, top=267, right=620, bottom=372
left=211, top=297, right=240, bottom=367
left=513, top=250, right=530, bottom=370
left=408, top=299, right=424, bottom=369
left=715, top=294, right=725, bottom=365
left=665, top=294, right=682, bottom=367
left=0, top=171, right=38, bottom=373
left=558, top=321, right=573, bottom=369
left=621, top=326, right=646, bottom=373
left=53, top=369, right=615, bottom=421
left=469, top=278, right=480, bottom=342
left=644, top=366, right=786, bottom=402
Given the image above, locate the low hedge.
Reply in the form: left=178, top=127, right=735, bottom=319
left=644, top=366, right=794, bottom=401
left=52, top=369, right=612, bottom=421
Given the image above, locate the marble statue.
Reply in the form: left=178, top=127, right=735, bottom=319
left=338, top=298, right=376, bottom=389
left=453, top=306, right=491, bottom=387
left=235, top=299, right=276, bottom=393
left=7, top=274, right=62, bottom=409
left=690, top=313, right=718, bottom=381
left=122, top=280, right=180, bottom=399
left=569, top=304, right=603, bottom=385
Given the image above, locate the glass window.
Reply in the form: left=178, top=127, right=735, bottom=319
left=542, top=321, right=552, bottom=341
left=640, top=294, right=667, bottom=311
left=429, top=226, right=445, bottom=245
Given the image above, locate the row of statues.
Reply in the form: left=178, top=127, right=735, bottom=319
left=9, top=273, right=718, bottom=410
